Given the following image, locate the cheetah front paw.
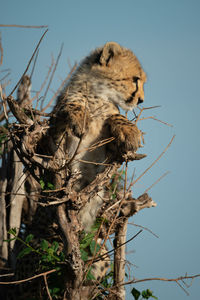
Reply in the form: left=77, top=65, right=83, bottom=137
left=106, top=114, right=145, bottom=161
left=50, top=103, right=90, bottom=139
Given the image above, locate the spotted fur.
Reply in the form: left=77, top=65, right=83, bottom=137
left=50, top=42, right=146, bottom=234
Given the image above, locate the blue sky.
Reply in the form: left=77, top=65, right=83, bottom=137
left=1, top=0, right=200, bottom=299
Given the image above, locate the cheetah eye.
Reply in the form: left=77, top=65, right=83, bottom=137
left=133, top=77, right=139, bottom=83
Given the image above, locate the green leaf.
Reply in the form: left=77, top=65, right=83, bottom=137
left=80, top=249, right=88, bottom=262
left=0, top=132, right=7, bottom=145
left=141, top=289, right=158, bottom=299
left=47, top=254, right=53, bottom=262
left=47, top=182, right=55, bottom=190
left=89, top=240, right=101, bottom=256
left=80, top=232, right=95, bottom=249
left=51, top=241, right=59, bottom=252
left=8, top=228, right=17, bottom=236
left=47, top=247, right=54, bottom=256
left=50, top=287, right=60, bottom=296
left=86, top=268, right=96, bottom=280
left=111, top=193, right=117, bottom=199
left=101, top=271, right=114, bottom=288
left=40, top=239, right=49, bottom=251
left=58, top=251, right=65, bottom=261
left=40, top=254, right=49, bottom=262
left=40, top=179, right=45, bottom=190
left=92, top=217, right=105, bottom=229
left=55, top=266, right=61, bottom=272
left=25, top=234, right=34, bottom=243
left=101, top=277, right=109, bottom=288
left=131, top=287, right=141, bottom=300
left=53, top=287, right=60, bottom=292
left=43, top=254, right=52, bottom=262
left=17, top=247, right=32, bottom=259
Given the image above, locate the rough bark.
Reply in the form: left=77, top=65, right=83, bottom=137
left=114, top=220, right=128, bottom=300
left=0, top=142, right=8, bottom=267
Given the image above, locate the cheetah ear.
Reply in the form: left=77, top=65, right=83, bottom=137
left=100, top=42, right=122, bottom=66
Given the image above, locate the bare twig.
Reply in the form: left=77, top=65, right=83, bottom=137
left=0, top=84, right=5, bottom=101
left=135, top=105, right=161, bottom=116
left=0, top=32, right=3, bottom=66
left=0, top=269, right=57, bottom=285
left=0, top=24, right=48, bottom=29
left=132, top=135, right=175, bottom=187
left=139, top=116, right=173, bottom=127
left=86, top=137, right=115, bottom=152
left=9, top=29, right=48, bottom=96
left=1, top=86, right=8, bottom=121
left=32, top=55, right=55, bottom=105
left=77, top=159, right=112, bottom=167
left=30, top=48, right=39, bottom=80
left=0, top=273, right=14, bottom=278
left=144, top=171, right=170, bottom=193
left=40, top=43, right=64, bottom=110
left=44, top=274, right=53, bottom=300
left=0, top=71, right=11, bottom=83
left=90, top=230, right=143, bottom=263
left=41, top=63, right=77, bottom=112
left=120, top=274, right=200, bottom=296
left=139, top=105, right=161, bottom=110
left=176, top=280, right=189, bottom=295
left=131, top=274, right=200, bottom=284
left=38, top=198, right=69, bottom=207
left=129, top=223, right=159, bottom=239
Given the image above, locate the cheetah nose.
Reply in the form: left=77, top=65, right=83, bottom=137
left=137, top=97, right=144, bottom=105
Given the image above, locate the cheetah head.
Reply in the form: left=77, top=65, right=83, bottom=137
left=90, top=42, right=147, bottom=111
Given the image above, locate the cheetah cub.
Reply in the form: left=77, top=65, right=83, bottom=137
left=50, top=42, right=146, bottom=232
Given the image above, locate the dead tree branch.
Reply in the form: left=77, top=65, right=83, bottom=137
left=40, top=43, right=64, bottom=110
left=9, top=29, right=48, bottom=97
left=120, top=274, right=200, bottom=296
left=0, top=24, right=48, bottom=29
left=0, top=269, right=57, bottom=285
